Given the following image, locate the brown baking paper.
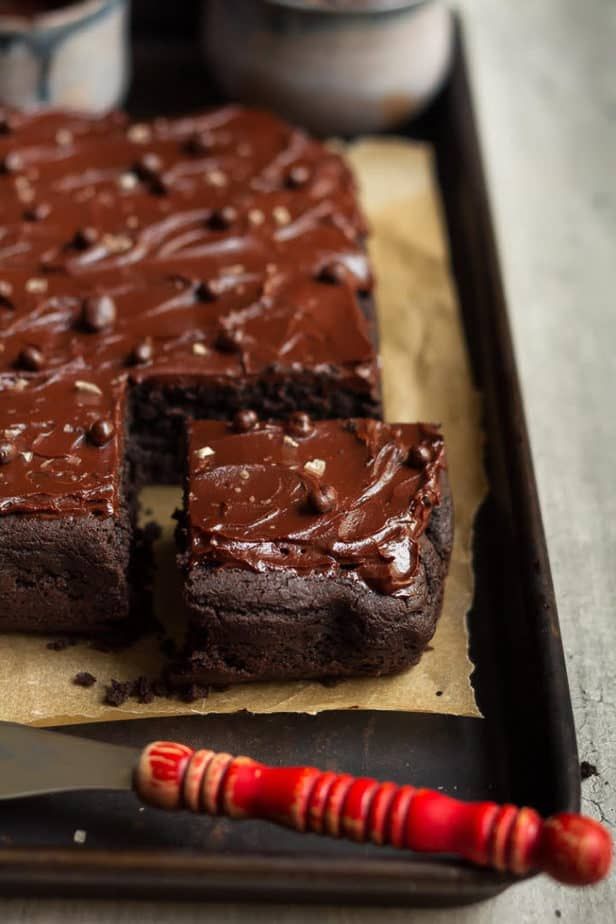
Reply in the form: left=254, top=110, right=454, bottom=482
left=0, top=139, right=485, bottom=726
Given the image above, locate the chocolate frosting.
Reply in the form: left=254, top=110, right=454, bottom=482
left=0, top=372, right=124, bottom=516
left=187, top=418, right=446, bottom=596
left=0, top=105, right=378, bottom=517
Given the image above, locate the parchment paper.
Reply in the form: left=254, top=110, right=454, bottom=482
left=0, top=140, right=486, bottom=726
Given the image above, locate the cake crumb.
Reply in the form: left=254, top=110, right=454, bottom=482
left=133, top=675, right=155, bottom=704
left=103, top=679, right=132, bottom=707
left=580, top=760, right=598, bottom=781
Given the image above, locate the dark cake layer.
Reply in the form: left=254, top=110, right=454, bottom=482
left=0, top=506, right=133, bottom=634
left=174, top=417, right=453, bottom=684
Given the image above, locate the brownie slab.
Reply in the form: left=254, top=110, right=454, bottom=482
left=0, top=104, right=382, bottom=634
left=0, top=105, right=381, bottom=484
left=0, top=373, right=134, bottom=632
left=173, top=417, right=453, bottom=684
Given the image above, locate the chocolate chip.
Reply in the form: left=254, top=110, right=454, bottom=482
left=286, top=164, right=311, bottom=188
left=129, top=338, right=154, bottom=366
left=233, top=409, right=258, bottom=432
left=81, top=295, right=116, bottom=332
left=73, top=671, right=96, bottom=688
left=132, top=152, right=167, bottom=194
left=0, top=441, right=18, bottom=465
left=134, top=152, right=163, bottom=179
left=0, top=282, right=14, bottom=310
left=183, top=132, right=213, bottom=156
left=88, top=419, right=114, bottom=447
left=17, top=345, right=44, bottom=371
left=72, top=227, right=99, bottom=250
left=0, top=116, right=13, bottom=135
left=208, top=206, right=237, bottom=230
left=23, top=203, right=51, bottom=222
left=287, top=411, right=314, bottom=439
left=308, top=483, right=338, bottom=515
left=215, top=327, right=243, bottom=353
left=317, top=261, right=347, bottom=285
left=149, top=175, right=168, bottom=196
left=1, top=152, right=23, bottom=174
left=195, top=279, right=222, bottom=302
left=408, top=443, right=432, bottom=468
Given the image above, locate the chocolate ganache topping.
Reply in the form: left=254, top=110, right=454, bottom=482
left=187, top=419, right=446, bottom=596
left=0, top=105, right=378, bottom=518
left=0, top=373, right=124, bottom=516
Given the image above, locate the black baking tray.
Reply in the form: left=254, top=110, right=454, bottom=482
left=0, top=13, right=579, bottom=907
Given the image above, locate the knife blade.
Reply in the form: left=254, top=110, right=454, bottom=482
left=0, top=722, right=137, bottom=799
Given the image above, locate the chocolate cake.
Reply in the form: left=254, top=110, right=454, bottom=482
left=0, top=107, right=380, bottom=477
left=0, top=105, right=381, bottom=633
left=173, top=417, right=453, bottom=684
left=0, top=372, right=135, bottom=632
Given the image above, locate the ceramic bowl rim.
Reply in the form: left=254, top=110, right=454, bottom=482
left=264, top=0, right=430, bottom=17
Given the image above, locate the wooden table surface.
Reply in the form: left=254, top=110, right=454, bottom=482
left=1, top=0, right=614, bottom=920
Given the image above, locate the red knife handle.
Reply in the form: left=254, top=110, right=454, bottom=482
left=135, top=741, right=611, bottom=886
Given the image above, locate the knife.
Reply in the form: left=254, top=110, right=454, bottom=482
left=0, top=722, right=610, bottom=885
